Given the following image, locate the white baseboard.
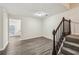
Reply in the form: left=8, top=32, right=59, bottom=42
left=0, top=42, right=8, bottom=51
left=20, top=36, right=43, bottom=40
left=20, top=36, right=52, bottom=41
left=42, top=35, right=52, bottom=40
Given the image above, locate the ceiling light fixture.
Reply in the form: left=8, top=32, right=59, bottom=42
left=34, top=11, right=48, bottom=17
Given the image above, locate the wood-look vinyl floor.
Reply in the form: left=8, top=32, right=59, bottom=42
left=0, top=37, right=53, bottom=55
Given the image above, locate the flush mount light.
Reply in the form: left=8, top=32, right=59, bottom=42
left=34, top=11, right=48, bottom=17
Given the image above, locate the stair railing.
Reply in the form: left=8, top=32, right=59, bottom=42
left=52, top=17, right=71, bottom=55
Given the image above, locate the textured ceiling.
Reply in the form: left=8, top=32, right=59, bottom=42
left=0, top=3, right=68, bottom=19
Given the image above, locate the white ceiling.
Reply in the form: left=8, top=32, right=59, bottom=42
left=0, top=3, right=68, bottom=19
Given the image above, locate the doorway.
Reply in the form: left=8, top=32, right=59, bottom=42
left=9, top=18, right=21, bottom=42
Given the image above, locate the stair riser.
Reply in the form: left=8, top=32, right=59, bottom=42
left=64, top=42, right=79, bottom=52
left=66, top=37, right=79, bottom=44
left=61, top=48, right=74, bottom=55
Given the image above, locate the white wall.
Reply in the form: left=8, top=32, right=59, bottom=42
left=0, top=8, right=3, bottom=49
left=43, top=7, right=79, bottom=40
left=3, top=9, right=8, bottom=49
left=43, top=14, right=63, bottom=39
left=21, top=17, right=42, bottom=40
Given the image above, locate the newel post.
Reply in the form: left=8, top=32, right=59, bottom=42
left=69, top=20, right=71, bottom=34
left=62, top=17, right=65, bottom=36
left=52, top=30, right=56, bottom=55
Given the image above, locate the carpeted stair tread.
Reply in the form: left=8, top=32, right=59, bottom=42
left=65, top=41, right=79, bottom=48
left=62, top=47, right=79, bottom=55
left=66, top=35, right=79, bottom=40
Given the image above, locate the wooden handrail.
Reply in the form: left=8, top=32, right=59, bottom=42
left=55, top=19, right=63, bottom=33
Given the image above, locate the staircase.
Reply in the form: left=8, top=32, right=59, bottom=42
left=61, top=35, right=79, bottom=55
left=52, top=17, right=79, bottom=55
